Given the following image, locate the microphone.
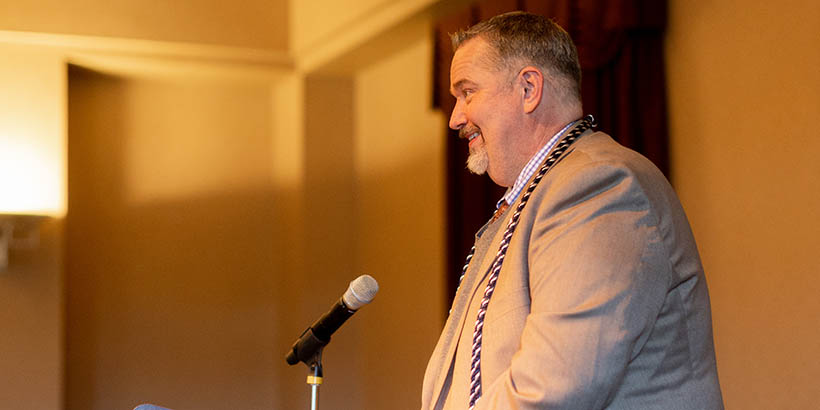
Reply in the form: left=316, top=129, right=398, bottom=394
left=285, top=275, right=379, bottom=365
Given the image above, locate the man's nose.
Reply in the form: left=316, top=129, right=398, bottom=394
left=449, top=100, right=466, bottom=130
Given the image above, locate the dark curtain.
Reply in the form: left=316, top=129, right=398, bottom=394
left=434, top=0, right=669, bottom=307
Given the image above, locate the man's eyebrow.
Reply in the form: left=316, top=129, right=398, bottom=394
left=450, top=79, right=472, bottom=96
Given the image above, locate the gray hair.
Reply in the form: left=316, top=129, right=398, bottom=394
left=452, top=11, right=582, bottom=103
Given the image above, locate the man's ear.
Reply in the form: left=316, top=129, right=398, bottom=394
left=518, top=66, right=543, bottom=114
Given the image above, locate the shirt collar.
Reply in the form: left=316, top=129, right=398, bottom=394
left=497, top=120, right=578, bottom=209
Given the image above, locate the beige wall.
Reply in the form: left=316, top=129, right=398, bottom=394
left=667, top=0, right=820, bottom=408
left=0, top=0, right=288, bottom=51
left=352, top=20, right=446, bottom=407
left=289, top=0, right=450, bottom=72
left=0, top=218, right=63, bottom=410
left=291, top=0, right=386, bottom=52
left=277, top=15, right=447, bottom=409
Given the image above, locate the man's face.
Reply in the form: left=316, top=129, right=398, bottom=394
left=449, top=37, right=523, bottom=187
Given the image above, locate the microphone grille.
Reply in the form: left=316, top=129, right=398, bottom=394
left=343, top=274, right=379, bottom=310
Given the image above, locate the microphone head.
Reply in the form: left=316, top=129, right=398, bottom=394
left=342, top=274, right=379, bottom=310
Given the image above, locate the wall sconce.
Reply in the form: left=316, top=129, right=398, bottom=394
left=0, top=215, right=47, bottom=271
left=0, top=136, right=65, bottom=271
left=0, top=218, right=10, bottom=269
left=0, top=134, right=66, bottom=272
left=0, top=46, right=67, bottom=271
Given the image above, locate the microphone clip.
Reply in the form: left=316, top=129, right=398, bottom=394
left=286, top=327, right=327, bottom=366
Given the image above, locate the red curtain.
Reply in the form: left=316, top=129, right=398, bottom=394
left=434, top=0, right=669, bottom=306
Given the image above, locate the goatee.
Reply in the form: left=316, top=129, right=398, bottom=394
left=466, top=144, right=489, bottom=175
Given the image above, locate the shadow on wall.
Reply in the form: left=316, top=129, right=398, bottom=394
left=66, top=67, right=294, bottom=410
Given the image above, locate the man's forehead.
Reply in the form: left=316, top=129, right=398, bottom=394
left=451, top=38, right=489, bottom=71
left=449, top=38, right=491, bottom=91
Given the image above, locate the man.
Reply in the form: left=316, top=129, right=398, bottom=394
left=421, top=12, right=723, bottom=410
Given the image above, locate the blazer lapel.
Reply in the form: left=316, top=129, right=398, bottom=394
left=426, top=216, right=511, bottom=407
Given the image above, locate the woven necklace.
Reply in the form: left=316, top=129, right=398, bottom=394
left=463, top=115, right=596, bottom=409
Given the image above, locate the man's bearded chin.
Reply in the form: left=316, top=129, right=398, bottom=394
left=466, top=144, right=489, bottom=175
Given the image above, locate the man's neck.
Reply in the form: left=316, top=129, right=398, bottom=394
left=530, top=100, right=581, bottom=146
left=498, top=105, right=581, bottom=188
left=497, top=117, right=579, bottom=206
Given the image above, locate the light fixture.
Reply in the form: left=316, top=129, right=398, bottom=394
left=0, top=217, right=10, bottom=269
left=0, top=133, right=65, bottom=271
left=0, top=214, right=46, bottom=271
left=0, top=46, right=67, bottom=272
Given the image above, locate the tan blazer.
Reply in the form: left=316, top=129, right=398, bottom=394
left=421, top=130, right=723, bottom=410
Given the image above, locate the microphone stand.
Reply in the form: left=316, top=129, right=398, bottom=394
left=286, top=275, right=379, bottom=409
left=305, top=348, right=324, bottom=410
left=286, top=325, right=330, bottom=410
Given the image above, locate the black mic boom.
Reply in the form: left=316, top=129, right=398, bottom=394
left=285, top=275, right=379, bottom=365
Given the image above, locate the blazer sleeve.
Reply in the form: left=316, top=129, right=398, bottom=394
left=476, top=159, right=673, bottom=409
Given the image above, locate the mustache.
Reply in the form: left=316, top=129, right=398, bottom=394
left=459, top=126, right=481, bottom=139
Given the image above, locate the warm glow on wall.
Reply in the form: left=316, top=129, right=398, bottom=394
left=0, top=133, right=65, bottom=216
left=0, top=45, right=66, bottom=218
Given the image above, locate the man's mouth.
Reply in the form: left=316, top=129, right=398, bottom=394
left=461, top=128, right=481, bottom=147
left=468, top=132, right=480, bottom=147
